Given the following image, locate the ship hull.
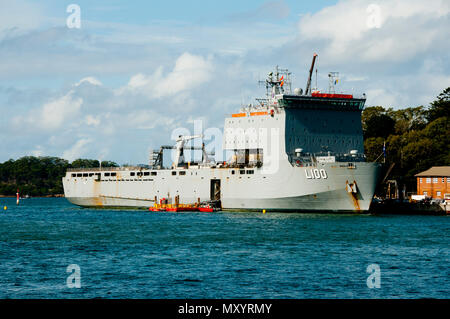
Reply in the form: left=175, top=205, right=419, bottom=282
left=63, top=162, right=382, bottom=213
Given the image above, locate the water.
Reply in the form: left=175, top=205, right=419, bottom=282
left=0, top=197, right=448, bottom=299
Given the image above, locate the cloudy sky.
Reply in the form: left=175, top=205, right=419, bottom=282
left=0, top=0, right=449, bottom=164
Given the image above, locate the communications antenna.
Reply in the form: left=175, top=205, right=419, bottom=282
left=258, top=65, right=292, bottom=100
left=328, top=72, right=339, bottom=93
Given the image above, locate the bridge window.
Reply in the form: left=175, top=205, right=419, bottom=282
left=151, top=172, right=157, bottom=176
left=104, top=172, right=110, bottom=177
left=111, top=172, right=116, bottom=177
left=172, top=171, right=177, bottom=176
left=179, top=171, right=186, bottom=176
left=239, top=170, right=245, bottom=174
left=246, top=170, right=254, bottom=174
left=144, top=172, right=150, bottom=176
left=130, top=172, right=135, bottom=176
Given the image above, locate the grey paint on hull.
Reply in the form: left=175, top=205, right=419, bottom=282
left=64, top=161, right=381, bottom=212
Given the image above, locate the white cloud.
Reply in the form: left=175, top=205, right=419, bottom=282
left=365, top=88, right=399, bottom=107
left=31, top=146, right=44, bottom=157
left=125, top=109, right=175, bottom=130
left=0, top=0, right=45, bottom=32
left=298, top=0, right=450, bottom=62
left=62, top=138, right=92, bottom=161
left=39, top=91, right=83, bottom=130
left=156, top=53, right=213, bottom=97
left=85, top=114, right=100, bottom=126
left=123, top=52, right=213, bottom=98
left=76, top=77, right=103, bottom=87
left=11, top=89, right=83, bottom=132
left=287, top=0, right=450, bottom=108
left=11, top=77, right=106, bottom=132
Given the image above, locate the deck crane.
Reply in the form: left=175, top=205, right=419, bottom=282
left=173, top=135, right=203, bottom=167
left=305, top=53, right=318, bottom=96
left=149, top=135, right=216, bottom=169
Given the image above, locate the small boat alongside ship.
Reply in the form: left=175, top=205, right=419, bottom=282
left=62, top=55, right=383, bottom=213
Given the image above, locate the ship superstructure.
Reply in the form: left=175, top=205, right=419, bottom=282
left=63, top=56, right=382, bottom=212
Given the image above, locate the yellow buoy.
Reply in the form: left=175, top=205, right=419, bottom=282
left=262, top=209, right=266, bottom=214
left=3, top=206, right=6, bottom=210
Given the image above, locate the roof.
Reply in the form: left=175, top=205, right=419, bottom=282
left=415, top=166, right=450, bottom=177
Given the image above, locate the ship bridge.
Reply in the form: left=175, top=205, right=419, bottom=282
left=279, top=93, right=366, bottom=165
left=223, top=64, right=367, bottom=168
left=278, top=93, right=366, bottom=111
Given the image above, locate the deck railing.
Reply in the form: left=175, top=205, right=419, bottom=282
left=66, top=166, right=145, bottom=172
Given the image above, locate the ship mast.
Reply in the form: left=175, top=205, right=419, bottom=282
left=328, top=72, right=339, bottom=93
left=258, top=66, right=292, bottom=103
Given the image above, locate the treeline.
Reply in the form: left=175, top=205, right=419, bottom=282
left=0, top=157, right=118, bottom=196
left=362, top=87, right=450, bottom=193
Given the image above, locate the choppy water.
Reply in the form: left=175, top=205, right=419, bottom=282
left=0, top=197, right=448, bottom=299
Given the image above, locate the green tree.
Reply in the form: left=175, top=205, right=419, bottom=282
left=100, top=160, right=119, bottom=167
left=0, top=156, right=116, bottom=196
left=402, top=137, right=439, bottom=177
left=362, top=106, right=396, bottom=139
left=70, top=159, right=100, bottom=168
left=364, top=137, right=385, bottom=162
left=362, top=87, right=450, bottom=195
left=427, top=87, right=450, bottom=122
left=387, top=106, right=427, bottom=135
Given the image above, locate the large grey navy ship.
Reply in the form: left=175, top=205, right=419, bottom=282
left=63, top=55, right=382, bottom=212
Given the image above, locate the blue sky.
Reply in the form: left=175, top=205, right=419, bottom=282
left=0, top=0, right=449, bottom=164
left=41, top=0, right=333, bottom=25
